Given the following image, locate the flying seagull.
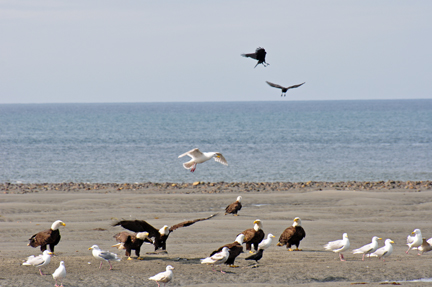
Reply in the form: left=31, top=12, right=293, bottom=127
left=266, top=81, right=305, bottom=96
left=241, top=47, right=269, bottom=68
left=178, top=148, right=228, bottom=172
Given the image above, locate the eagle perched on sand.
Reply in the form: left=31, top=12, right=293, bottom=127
left=28, top=220, right=66, bottom=253
left=240, top=219, right=265, bottom=253
left=277, top=217, right=306, bottom=251
left=225, top=196, right=242, bottom=216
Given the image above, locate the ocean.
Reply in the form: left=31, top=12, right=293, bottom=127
left=1, top=100, right=431, bottom=183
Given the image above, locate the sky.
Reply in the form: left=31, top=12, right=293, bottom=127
left=1, top=1, right=431, bottom=104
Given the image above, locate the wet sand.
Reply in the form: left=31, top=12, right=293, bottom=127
left=1, top=183, right=432, bottom=286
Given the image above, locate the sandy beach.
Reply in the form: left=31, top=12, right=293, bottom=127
left=1, top=182, right=432, bottom=286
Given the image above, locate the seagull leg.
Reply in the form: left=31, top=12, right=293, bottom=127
left=39, top=268, right=45, bottom=276
left=362, top=254, right=365, bottom=261
left=156, top=281, right=161, bottom=287
left=99, top=261, right=103, bottom=269
left=220, top=266, right=226, bottom=274
left=339, top=253, right=346, bottom=261
left=108, top=260, right=113, bottom=270
left=190, top=163, right=196, bottom=172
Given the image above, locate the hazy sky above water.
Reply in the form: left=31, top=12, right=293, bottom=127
left=1, top=1, right=431, bottom=104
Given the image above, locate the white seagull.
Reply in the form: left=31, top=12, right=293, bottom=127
left=178, top=148, right=228, bottom=172
left=369, top=239, right=394, bottom=261
left=89, top=245, right=121, bottom=270
left=352, top=236, right=382, bottom=261
left=406, top=229, right=422, bottom=254
left=22, top=250, right=53, bottom=276
left=149, top=265, right=174, bottom=287
left=52, top=261, right=66, bottom=287
left=258, top=233, right=275, bottom=251
left=201, top=247, right=230, bottom=273
left=324, top=233, right=350, bottom=261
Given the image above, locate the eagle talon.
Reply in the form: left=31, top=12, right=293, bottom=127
left=137, top=257, right=144, bottom=260
left=127, top=257, right=133, bottom=260
left=229, top=264, right=239, bottom=268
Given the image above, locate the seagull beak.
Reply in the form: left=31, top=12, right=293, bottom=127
left=378, top=238, right=382, bottom=240
left=88, top=247, right=92, bottom=250
left=272, top=235, right=275, bottom=238
left=390, top=241, right=395, bottom=244
left=412, top=232, right=416, bottom=235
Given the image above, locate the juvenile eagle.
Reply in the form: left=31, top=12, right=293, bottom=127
left=112, top=231, right=152, bottom=260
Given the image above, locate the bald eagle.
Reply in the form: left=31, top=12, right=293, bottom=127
left=113, top=214, right=216, bottom=251
left=225, top=196, right=242, bottom=216
left=277, top=217, right=306, bottom=251
left=241, top=47, right=269, bottom=68
left=112, top=231, right=152, bottom=260
left=210, top=234, right=244, bottom=268
left=28, top=220, right=66, bottom=253
left=240, top=219, right=265, bottom=253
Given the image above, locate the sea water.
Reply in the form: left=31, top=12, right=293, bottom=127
left=1, top=100, right=431, bottom=183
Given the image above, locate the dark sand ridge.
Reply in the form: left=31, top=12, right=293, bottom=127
left=1, top=183, right=432, bottom=286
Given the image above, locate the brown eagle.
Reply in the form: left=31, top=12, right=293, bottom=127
left=225, top=196, right=242, bottom=216
left=28, top=220, right=66, bottom=253
left=266, top=81, right=305, bottom=97
left=209, top=234, right=244, bottom=268
left=241, top=47, right=269, bottom=68
left=277, top=217, right=306, bottom=251
left=112, top=231, right=152, bottom=260
left=113, top=214, right=217, bottom=251
left=240, top=219, right=265, bottom=253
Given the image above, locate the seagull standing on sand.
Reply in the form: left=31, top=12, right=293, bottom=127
left=88, top=245, right=121, bottom=270
left=258, top=233, right=275, bottom=251
left=406, top=229, right=422, bottom=254
left=22, top=250, right=53, bottom=276
left=52, top=261, right=66, bottom=287
left=324, top=233, right=350, bottom=261
left=352, top=236, right=382, bottom=261
left=149, top=265, right=174, bottom=287
left=266, top=81, right=305, bottom=96
left=178, top=148, right=228, bottom=172
left=369, top=239, right=394, bottom=261
left=201, top=247, right=230, bottom=273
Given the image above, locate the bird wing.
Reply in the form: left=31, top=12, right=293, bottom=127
left=98, top=250, right=118, bottom=260
left=169, top=214, right=217, bottom=232
left=241, top=52, right=258, bottom=60
left=278, top=227, right=296, bottom=244
left=427, top=238, right=432, bottom=245
left=213, top=153, right=228, bottom=166
left=113, top=220, right=159, bottom=239
left=210, top=241, right=237, bottom=256
left=225, top=202, right=241, bottom=214
left=266, top=81, right=286, bottom=90
left=407, top=234, right=415, bottom=245
left=178, top=148, right=203, bottom=159
left=324, top=239, right=344, bottom=250
left=24, top=255, right=45, bottom=266
left=287, top=82, right=305, bottom=90
left=352, top=243, right=373, bottom=254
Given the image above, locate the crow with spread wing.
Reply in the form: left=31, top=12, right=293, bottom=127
left=266, top=81, right=305, bottom=96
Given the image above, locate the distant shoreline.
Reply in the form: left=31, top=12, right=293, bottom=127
left=2, top=180, right=431, bottom=194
